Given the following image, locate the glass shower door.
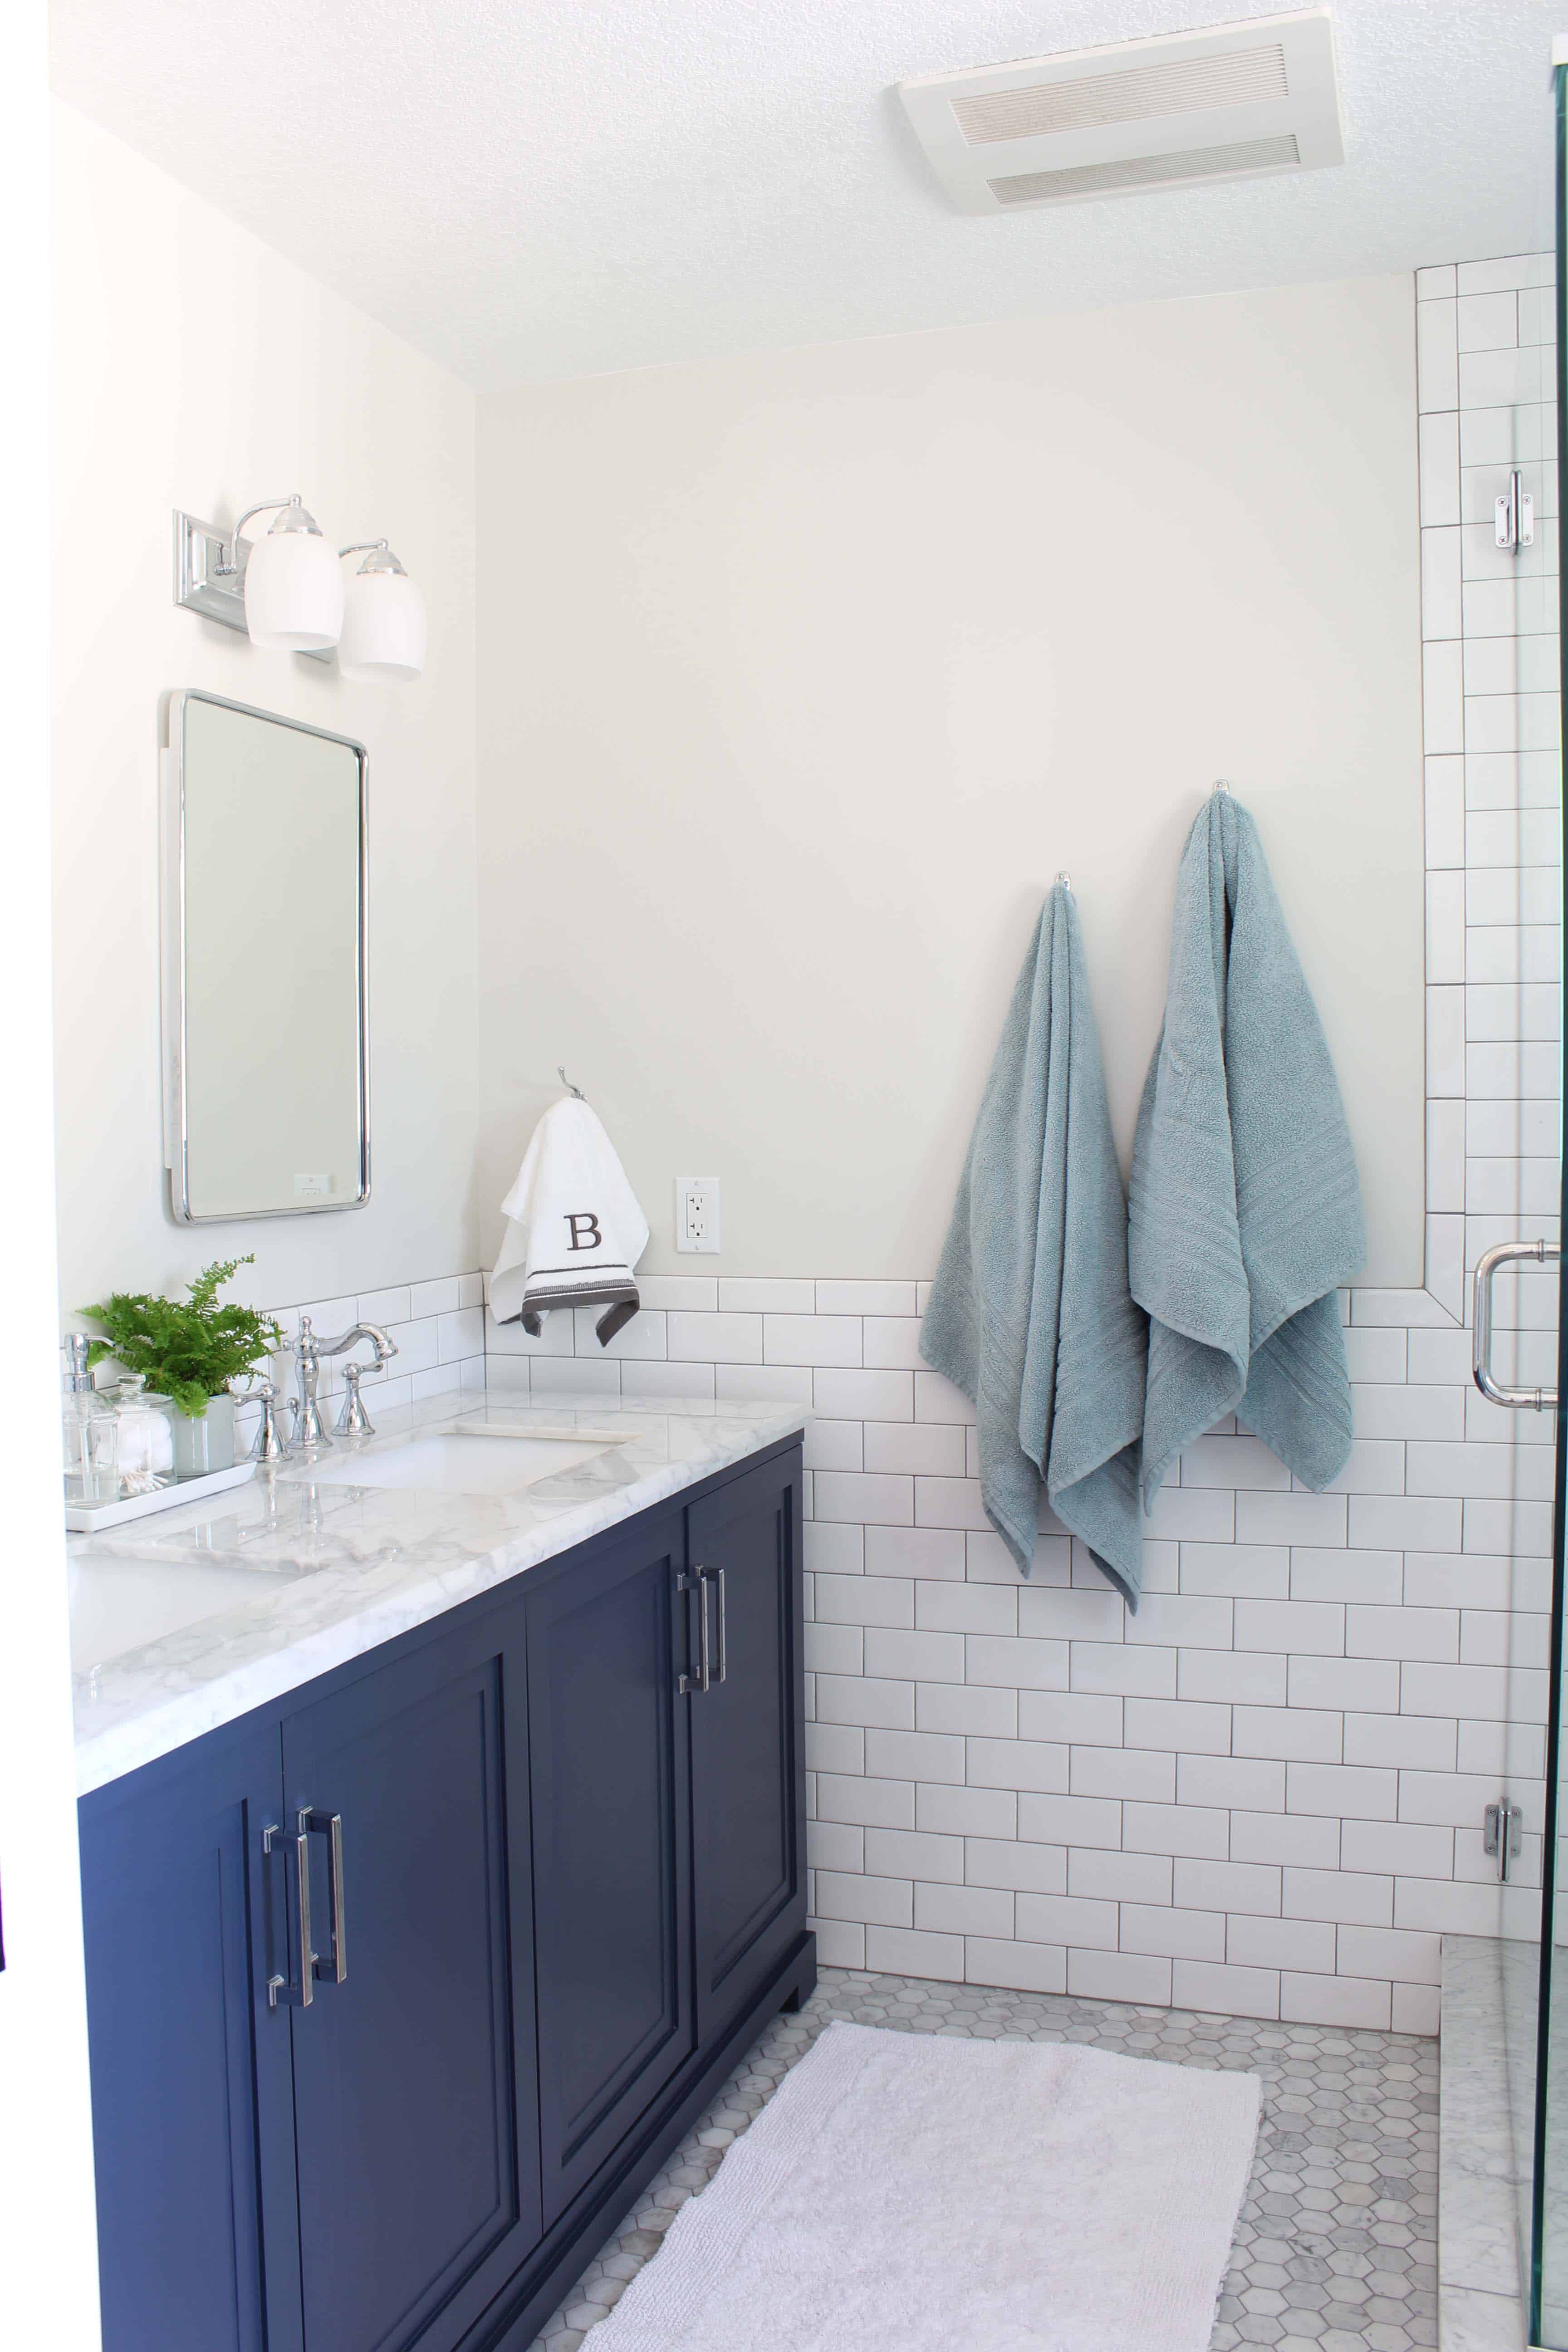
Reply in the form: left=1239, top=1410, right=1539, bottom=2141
left=1521, top=56, right=1568, bottom=2351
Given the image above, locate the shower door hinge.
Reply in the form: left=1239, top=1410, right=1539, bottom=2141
left=1495, top=469, right=1534, bottom=552
left=1484, top=1801, right=1524, bottom=1880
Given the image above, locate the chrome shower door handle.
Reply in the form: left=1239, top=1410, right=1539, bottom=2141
left=263, top=1819, right=314, bottom=2009
left=302, top=1809, right=347, bottom=1984
left=1472, top=1239, right=1561, bottom=1410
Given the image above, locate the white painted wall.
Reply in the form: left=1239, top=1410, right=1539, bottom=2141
left=1, top=25, right=103, bottom=2350
left=50, top=102, right=479, bottom=1323
left=475, top=276, right=1426, bottom=1283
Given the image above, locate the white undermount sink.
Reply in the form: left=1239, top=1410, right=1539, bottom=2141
left=69, top=1553, right=310, bottom=1678
left=294, top=1427, right=629, bottom=1498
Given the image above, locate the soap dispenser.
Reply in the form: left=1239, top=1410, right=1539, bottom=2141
left=61, top=1335, right=118, bottom=1504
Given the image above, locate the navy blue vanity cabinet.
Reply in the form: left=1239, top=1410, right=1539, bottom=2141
left=687, top=1450, right=806, bottom=2045
left=79, top=1717, right=301, bottom=2352
left=525, top=1508, right=696, bottom=2228
left=279, top=1596, right=542, bottom=2352
left=78, top=1436, right=814, bottom=2352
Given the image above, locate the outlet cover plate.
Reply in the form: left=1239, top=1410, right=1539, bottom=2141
left=676, top=1176, right=721, bottom=1254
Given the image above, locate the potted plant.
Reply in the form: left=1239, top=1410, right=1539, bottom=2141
left=80, top=1255, right=284, bottom=1477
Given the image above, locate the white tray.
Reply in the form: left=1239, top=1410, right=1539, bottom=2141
left=65, top=1458, right=258, bottom=1533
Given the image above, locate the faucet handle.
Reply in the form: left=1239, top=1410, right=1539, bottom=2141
left=243, top=1376, right=296, bottom=1464
left=335, top=1362, right=376, bottom=1439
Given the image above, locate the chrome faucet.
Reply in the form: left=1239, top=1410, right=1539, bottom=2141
left=292, top=1315, right=398, bottom=1450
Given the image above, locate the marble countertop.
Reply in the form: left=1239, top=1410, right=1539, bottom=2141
left=71, top=1390, right=807, bottom=1797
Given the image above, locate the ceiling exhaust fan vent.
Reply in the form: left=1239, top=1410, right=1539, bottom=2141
left=990, top=132, right=1302, bottom=206
left=952, top=43, right=1289, bottom=145
left=899, top=8, right=1340, bottom=215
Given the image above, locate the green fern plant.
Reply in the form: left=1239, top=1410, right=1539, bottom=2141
left=81, top=1256, right=283, bottom=1418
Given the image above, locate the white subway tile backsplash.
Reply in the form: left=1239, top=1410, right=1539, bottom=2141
left=716, top=1363, right=812, bottom=1405
left=1233, top=1705, right=1343, bottom=1765
left=1416, top=296, right=1458, bottom=410
left=814, top=1280, right=917, bottom=1315
left=804, top=1420, right=862, bottom=1472
left=1227, top=1913, right=1336, bottom=1975
left=862, top=1420, right=964, bottom=1475
left=1286, top=1656, right=1399, bottom=1714
left=1119, top=1904, right=1225, bottom=1962
left=1290, top=1548, right=1402, bottom=1605
left=1177, top=1543, right=1289, bottom=1598
left=1121, top=1802, right=1228, bottom=1860
left=718, top=1279, right=815, bottom=1313
left=438, top=1307, right=485, bottom=1362
left=570, top=1305, right=666, bottom=1359
left=1282, top=1867, right=1393, bottom=1927
left=357, top=1285, right=412, bottom=1326
left=667, top=1310, right=761, bottom=1362
left=916, top=1682, right=1018, bottom=1737
left=529, top=1357, right=621, bottom=1399
left=1015, top=1892, right=1118, bottom=1951
left=636, top=1275, right=719, bottom=1311
left=763, top=1314, right=862, bottom=1367
left=813, top=1471, right=912, bottom=1526
left=1230, top=1810, right=1341, bottom=1869
left=1281, top=1972, right=1391, bottom=2030
left=1069, top=1745, right=1175, bottom=1802
left=408, top=1277, right=461, bottom=1319
left=816, top=1370, right=914, bottom=1421
left=917, top=1784, right=1017, bottom=1838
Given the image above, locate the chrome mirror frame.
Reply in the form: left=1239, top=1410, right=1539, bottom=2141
left=160, top=688, right=371, bottom=1224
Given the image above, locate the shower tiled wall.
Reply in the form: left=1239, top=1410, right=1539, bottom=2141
left=475, top=256, right=1563, bottom=2036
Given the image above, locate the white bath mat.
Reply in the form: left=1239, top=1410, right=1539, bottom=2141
left=588, top=2020, right=1259, bottom=2352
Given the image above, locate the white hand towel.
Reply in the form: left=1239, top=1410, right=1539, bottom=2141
left=490, top=1098, right=650, bottom=1346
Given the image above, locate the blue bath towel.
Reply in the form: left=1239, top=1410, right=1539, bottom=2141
left=921, top=885, right=1148, bottom=1605
left=1129, top=793, right=1364, bottom=1508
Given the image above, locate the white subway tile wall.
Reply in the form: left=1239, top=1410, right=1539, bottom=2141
left=468, top=256, right=1560, bottom=2039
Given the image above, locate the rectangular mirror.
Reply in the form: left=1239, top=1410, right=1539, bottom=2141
left=162, top=690, right=369, bottom=1222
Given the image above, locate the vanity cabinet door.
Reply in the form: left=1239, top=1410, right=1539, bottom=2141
left=79, top=1719, right=299, bottom=2352
left=687, top=1446, right=807, bottom=2044
left=526, top=1510, right=696, bottom=2229
left=280, top=1597, right=541, bottom=2352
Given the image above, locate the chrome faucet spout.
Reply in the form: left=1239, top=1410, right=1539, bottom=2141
left=292, top=1318, right=398, bottom=1451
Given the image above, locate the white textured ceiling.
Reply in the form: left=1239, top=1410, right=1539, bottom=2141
left=50, top=0, right=1563, bottom=389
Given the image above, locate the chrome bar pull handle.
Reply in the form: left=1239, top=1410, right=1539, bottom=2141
left=263, top=1820, right=314, bottom=2008
left=1472, top=1238, right=1560, bottom=1411
left=676, top=1570, right=698, bottom=1695
left=676, top=1568, right=717, bottom=1695
left=709, top=1566, right=727, bottom=1685
left=695, top=1567, right=713, bottom=1694
left=303, top=1809, right=347, bottom=1984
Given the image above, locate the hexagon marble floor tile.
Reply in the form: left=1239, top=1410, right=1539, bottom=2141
left=526, top=1967, right=1438, bottom=2352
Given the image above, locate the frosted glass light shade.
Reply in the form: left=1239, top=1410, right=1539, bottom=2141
left=244, top=529, right=344, bottom=651
left=338, top=568, right=427, bottom=682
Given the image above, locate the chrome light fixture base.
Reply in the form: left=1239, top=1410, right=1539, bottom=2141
left=173, top=509, right=334, bottom=663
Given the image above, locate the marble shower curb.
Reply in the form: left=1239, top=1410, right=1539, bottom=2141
left=1441, top=1935, right=1530, bottom=2351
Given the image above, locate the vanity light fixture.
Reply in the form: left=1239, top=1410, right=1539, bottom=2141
left=173, top=497, right=426, bottom=680
left=337, top=542, right=427, bottom=682
left=231, top=496, right=344, bottom=652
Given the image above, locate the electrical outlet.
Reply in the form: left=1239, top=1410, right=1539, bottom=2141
left=676, top=1176, right=721, bottom=1254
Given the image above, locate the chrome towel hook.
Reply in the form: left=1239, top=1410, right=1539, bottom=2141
left=1054, top=870, right=1073, bottom=891
left=557, top=1065, right=587, bottom=1101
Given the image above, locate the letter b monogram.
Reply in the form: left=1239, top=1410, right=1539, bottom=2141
left=566, top=1212, right=602, bottom=1252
